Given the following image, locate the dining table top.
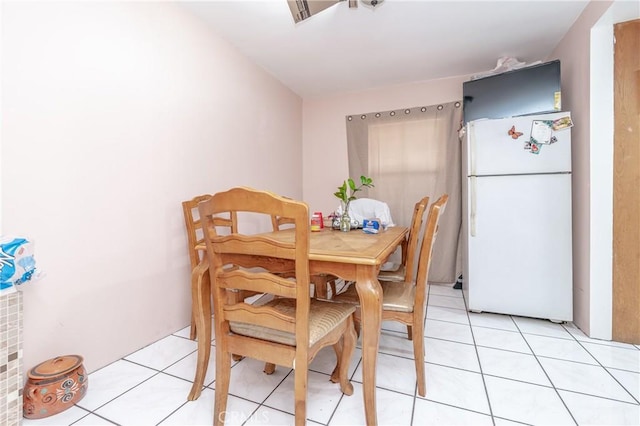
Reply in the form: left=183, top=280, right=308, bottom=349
left=259, top=225, right=407, bottom=265
left=196, top=225, right=408, bottom=266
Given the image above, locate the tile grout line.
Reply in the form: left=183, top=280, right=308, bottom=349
left=75, top=358, right=170, bottom=415
left=421, top=285, right=514, bottom=422
left=321, top=354, right=363, bottom=426
left=560, top=324, right=640, bottom=405
left=66, top=407, right=94, bottom=426
left=457, top=286, right=497, bottom=426
left=512, top=319, right=579, bottom=426
left=560, top=324, right=640, bottom=351
left=462, top=316, right=638, bottom=371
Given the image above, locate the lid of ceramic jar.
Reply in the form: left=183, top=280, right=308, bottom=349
left=28, top=355, right=84, bottom=380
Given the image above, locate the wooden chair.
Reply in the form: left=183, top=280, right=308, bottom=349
left=182, top=194, right=213, bottom=340
left=271, top=215, right=338, bottom=300
left=183, top=195, right=238, bottom=341
left=331, top=194, right=448, bottom=397
left=199, top=187, right=357, bottom=425
left=378, top=195, right=430, bottom=283
left=340, top=195, right=427, bottom=341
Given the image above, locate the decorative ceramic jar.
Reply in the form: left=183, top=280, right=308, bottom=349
left=23, top=354, right=88, bottom=419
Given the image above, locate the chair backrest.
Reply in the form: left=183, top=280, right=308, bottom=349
left=403, top=196, right=430, bottom=281
left=413, top=194, right=448, bottom=313
left=182, top=194, right=237, bottom=270
left=182, top=194, right=212, bottom=270
left=271, top=215, right=296, bottom=231
left=198, top=187, right=311, bottom=348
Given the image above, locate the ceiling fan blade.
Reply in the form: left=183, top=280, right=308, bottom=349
left=287, top=0, right=345, bottom=23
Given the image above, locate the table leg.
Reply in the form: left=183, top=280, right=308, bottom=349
left=188, top=259, right=211, bottom=401
left=310, top=274, right=329, bottom=299
left=355, top=266, right=382, bottom=426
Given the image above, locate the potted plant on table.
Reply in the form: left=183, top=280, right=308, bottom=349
left=334, top=175, right=374, bottom=232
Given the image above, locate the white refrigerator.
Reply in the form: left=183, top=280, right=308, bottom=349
left=462, top=111, right=573, bottom=322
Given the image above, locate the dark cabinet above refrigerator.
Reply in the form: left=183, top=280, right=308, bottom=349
left=463, top=60, right=561, bottom=124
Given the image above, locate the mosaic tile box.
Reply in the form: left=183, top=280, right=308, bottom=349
left=1, top=291, right=23, bottom=426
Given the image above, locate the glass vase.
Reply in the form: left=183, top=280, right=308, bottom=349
left=340, top=202, right=351, bottom=232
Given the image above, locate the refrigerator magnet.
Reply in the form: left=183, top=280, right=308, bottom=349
left=530, top=142, right=542, bottom=154
left=508, top=125, right=524, bottom=139
left=552, top=116, right=573, bottom=131
left=530, top=120, right=553, bottom=145
left=549, top=136, right=558, bottom=144
left=524, top=141, right=532, bottom=150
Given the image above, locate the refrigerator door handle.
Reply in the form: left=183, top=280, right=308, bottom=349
left=470, top=176, right=477, bottom=237
left=469, top=122, right=476, bottom=177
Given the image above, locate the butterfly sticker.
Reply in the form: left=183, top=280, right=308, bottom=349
left=508, top=126, right=524, bottom=139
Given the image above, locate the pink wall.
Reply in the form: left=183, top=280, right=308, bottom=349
left=302, top=77, right=467, bottom=214
left=548, top=0, right=613, bottom=336
left=1, top=2, right=302, bottom=373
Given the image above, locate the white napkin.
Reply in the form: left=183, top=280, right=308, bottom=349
left=336, top=198, right=395, bottom=227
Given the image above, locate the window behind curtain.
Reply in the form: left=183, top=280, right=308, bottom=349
left=346, top=101, right=462, bottom=283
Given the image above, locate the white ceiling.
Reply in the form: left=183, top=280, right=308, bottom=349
left=181, top=0, right=590, bottom=98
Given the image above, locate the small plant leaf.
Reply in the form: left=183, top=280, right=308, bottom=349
left=333, top=175, right=375, bottom=203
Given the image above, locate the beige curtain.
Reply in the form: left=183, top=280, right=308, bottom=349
left=346, top=101, right=462, bottom=284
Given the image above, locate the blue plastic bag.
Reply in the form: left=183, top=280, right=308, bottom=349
left=0, top=237, right=37, bottom=292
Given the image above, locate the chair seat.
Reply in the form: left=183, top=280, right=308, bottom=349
left=378, top=264, right=406, bottom=282
left=332, top=281, right=415, bottom=313
left=230, top=298, right=356, bottom=346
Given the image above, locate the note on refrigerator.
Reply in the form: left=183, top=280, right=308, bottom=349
left=530, top=120, right=553, bottom=145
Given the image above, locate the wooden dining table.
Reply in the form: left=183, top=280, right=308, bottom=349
left=188, top=225, right=408, bottom=426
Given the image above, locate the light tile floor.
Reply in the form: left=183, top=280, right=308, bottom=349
left=23, top=284, right=640, bottom=425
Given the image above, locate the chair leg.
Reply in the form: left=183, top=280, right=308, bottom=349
left=311, top=274, right=329, bottom=299
left=412, top=320, right=426, bottom=397
left=330, top=340, right=342, bottom=383
left=310, top=274, right=340, bottom=300
left=407, top=325, right=413, bottom=341
left=189, top=311, right=197, bottom=340
left=188, top=269, right=211, bottom=401
left=213, top=347, right=231, bottom=426
left=264, top=362, right=276, bottom=375
left=353, top=307, right=362, bottom=339
left=330, top=313, right=359, bottom=386
left=338, top=316, right=356, bottom=396
left=294, top=364, right=308, bottom=426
